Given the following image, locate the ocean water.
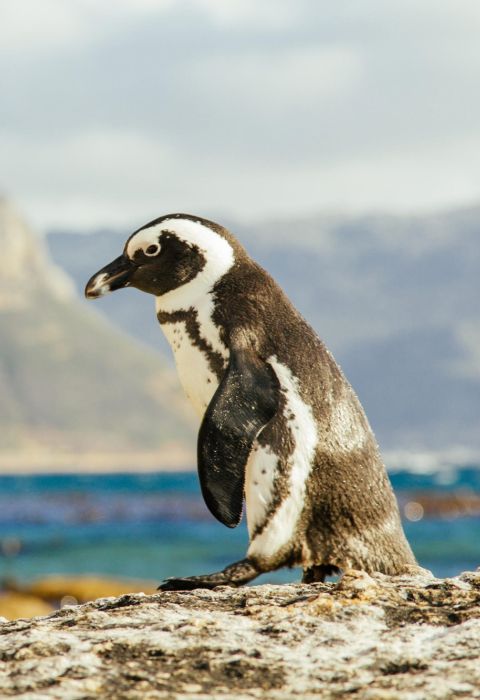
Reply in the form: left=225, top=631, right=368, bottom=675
left=0, top=468, right=479, bottom=586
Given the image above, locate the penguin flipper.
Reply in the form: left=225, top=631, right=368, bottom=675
left=198, top=346, right=280, bottom=528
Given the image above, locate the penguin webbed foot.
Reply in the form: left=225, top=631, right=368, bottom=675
left=302, top=564, right=341, bottom=584
left=158, top=558, right=260, bottom=591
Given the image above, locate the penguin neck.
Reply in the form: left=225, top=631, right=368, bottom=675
left=155, top=253, right=234, bottom=365
left=156, top=288, right=229, bottom=377
left=156, top=290, right=229, bottom=415
left=155, top=278, right=214, bottom=317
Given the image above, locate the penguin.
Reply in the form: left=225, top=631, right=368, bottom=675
left=85, top=214, right=417, bottom=590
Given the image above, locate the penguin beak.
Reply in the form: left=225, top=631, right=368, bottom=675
left=85, top=255, right=134, bottom=299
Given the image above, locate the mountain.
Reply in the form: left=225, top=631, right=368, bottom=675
left=0, top=199, right=194, bottom=463
left=0, top=196, right=74, bottom=310
left=47, top=205, right=480, bottom=452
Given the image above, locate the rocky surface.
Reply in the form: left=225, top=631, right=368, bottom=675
left=1, top=569, right=479, bottom=699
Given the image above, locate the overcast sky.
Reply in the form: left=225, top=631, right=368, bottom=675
left=1, top=0, right=480, bottom=231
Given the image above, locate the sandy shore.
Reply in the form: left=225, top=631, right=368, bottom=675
left=0, top=447, right=196, bottom=474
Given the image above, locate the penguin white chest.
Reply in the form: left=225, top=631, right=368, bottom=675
left=160, top=319, right=224, bottom=418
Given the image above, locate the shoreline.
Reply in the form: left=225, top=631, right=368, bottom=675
left=0, top=448, right=196, bottom=474
left=0, top=448, right=479, bottom=476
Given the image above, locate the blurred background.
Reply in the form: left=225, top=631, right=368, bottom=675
left=1, top=0, right=479, bottom=618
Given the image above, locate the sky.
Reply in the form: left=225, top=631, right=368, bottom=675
left=1, top=0, right=480, bottom=231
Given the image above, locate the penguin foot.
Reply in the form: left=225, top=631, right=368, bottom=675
left=158, top=558, right=260, bottom=591
left=302, top=564, right=340, bottom=583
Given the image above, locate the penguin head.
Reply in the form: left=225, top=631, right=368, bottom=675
left=85, top=214, right=237, bottom=302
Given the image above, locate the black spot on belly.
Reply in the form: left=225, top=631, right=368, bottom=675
left=157, top=307, right=226, bottom=379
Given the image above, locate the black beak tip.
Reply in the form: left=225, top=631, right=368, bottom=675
left=84, top=286, right=98, bottom=300
left=85, top=256, right=133, bottom=299
left=84, top=273, right=109, bottom=300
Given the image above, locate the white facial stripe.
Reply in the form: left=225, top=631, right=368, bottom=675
left=126, top=229, right=163, bottom=259
left=153, top=218, right=234, bottom=362
left=248, top=358, right=318, bottom=560
left=153, top=218, right=234, bottom=311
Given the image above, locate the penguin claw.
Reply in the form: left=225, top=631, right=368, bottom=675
left=158, top=559, right=260, bottom=591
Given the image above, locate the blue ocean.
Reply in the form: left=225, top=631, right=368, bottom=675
left=0, top=467, right=479, bottom=586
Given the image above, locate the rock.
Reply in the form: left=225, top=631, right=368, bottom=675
left=1, top=570, right=480, bottom=699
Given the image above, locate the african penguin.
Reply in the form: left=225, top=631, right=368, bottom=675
left=85, top=214, right=417, bottom=589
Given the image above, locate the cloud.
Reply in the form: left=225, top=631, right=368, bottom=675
left=0, top=1, right=89, bottom=52
left=192, top=0, right=299, bottom=30
left=4, top=123, right=479, bottom=233
left=0, top=0, right=479, bottom=229
left=190, top=45, right=362, bottom=108
left=0, top=0, right=174, bottom=52
left=0, top=128, right=179, bottom=229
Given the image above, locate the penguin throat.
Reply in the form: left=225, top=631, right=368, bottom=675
left=157, top=305, right=228, bottom=417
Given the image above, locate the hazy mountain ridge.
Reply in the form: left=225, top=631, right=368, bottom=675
left=0, top=201, right=194, bottom=456
left=48, top=204, right=480, bottom=451
left=0, top=198, right=74, bottom=310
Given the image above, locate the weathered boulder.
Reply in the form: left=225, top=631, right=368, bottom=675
left=1, top=569, right=479, bottom=699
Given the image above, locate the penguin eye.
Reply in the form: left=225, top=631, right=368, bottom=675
left=144, top=243, right=160, bottom=257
